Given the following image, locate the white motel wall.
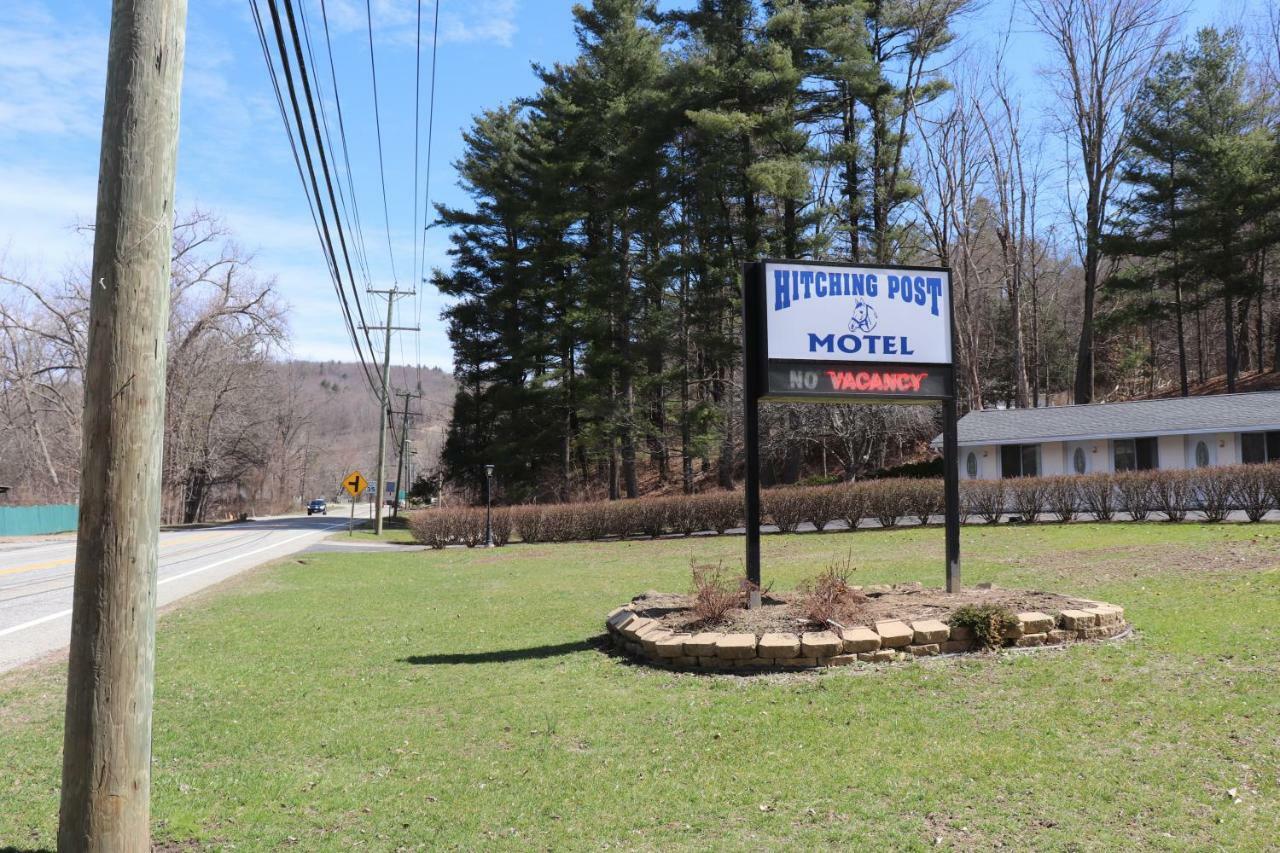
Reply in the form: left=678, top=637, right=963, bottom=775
left=939, top=390, right=1280, bottom=481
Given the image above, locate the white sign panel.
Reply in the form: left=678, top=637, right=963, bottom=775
left=764, top=261, right=952, bottom=364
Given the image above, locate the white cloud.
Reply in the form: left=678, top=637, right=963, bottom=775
left=321, top=0, right=519, bottom=48
left=0, top=9, right=106, bottom=140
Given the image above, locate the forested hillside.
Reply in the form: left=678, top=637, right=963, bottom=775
left=433, top=0, right=1280, bottom=503
left=0, top=213, right=453, bottom=520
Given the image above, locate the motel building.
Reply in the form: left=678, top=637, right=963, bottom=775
left=946, top=390, right=1280, bottom=480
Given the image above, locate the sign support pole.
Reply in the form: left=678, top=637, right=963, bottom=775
left=742, top=263, right=763, bottom=606
left=942, top=396, right=961, bottom=592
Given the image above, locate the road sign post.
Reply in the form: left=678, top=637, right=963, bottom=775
left=742, top=260, right=960, bottom=603
left=342, top=471, right=368, bottom=537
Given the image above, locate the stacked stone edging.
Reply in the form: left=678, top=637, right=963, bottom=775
left=605, top=600, right=1128, bottom=672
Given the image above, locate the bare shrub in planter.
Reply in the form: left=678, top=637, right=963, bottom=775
left=1078, top=473, right=1117, bottom=521
left=797, top=553, right=866, bottom=625
left=834, top=481, right=868, bottom=531
left=906, top=479, right=945, bottom=525
left=1006, top=476, right=1048, bottom=522
left=690, top=561, right=741, bottom=625
left=699, top=491, right=743, bottom=534
left=1194, top=467, right=1235, bottom=522
left=1237, top=463, right=1278, bottom=522
left=764, top=487, right=808, bottom=533
left=1115, top=471, right=1155, bottom=521
left=1043, top=476, right=1080, bottom=522
left=1151, top=469, right=1192, bottom=522
left=963, top=480, right=1005, bottom=524
left=867, top=478, right=913, bottom=528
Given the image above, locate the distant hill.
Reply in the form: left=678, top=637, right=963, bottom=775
left=270, top=360, right=454, bottom=500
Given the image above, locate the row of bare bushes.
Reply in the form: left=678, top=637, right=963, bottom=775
left=962, top=466, right=1280, bottom=523
left=406, top=464, right=1280, bottom=546
left=406, top=507, right=511, bottom=549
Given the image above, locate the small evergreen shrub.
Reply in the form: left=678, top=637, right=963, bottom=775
left=949, top=604, right=1019, bottom=650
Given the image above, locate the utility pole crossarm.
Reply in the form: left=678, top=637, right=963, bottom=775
left=367, top=288, right=416, bottom=535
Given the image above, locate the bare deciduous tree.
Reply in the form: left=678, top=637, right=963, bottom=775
left=1027, top=0, right=1177, bottom=403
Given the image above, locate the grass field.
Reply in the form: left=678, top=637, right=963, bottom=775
left=2, top=523, right=1278, bottom=850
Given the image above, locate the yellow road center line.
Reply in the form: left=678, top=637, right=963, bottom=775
left=0, top=529, right=238, bottom=578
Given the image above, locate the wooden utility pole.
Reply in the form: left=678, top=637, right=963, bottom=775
left=391, top=390, right=421, bottom=518
left=364, top=289, right=416, bottom=534
left=59, top=1, right=188, bottom=849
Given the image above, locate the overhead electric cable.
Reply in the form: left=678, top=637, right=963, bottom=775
left=280, top=0, right=383, bottom=372
left=253, top=0, right=382, bottom=397
left=364, top=0, right=401, bottom=285
left=414, top=0, right=442, bottom=388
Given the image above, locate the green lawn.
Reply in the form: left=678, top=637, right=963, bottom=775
left=2, top=523, right=1278, bottom=850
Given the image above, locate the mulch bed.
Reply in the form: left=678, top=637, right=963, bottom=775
left=631, top=584, right=1098, bottom=639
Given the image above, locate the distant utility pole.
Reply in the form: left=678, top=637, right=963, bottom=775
left=58, top=1, right=188, bottom=850
left=363, top=288, right=417, bottom=534
left=391, top=390, right=421, bottom=518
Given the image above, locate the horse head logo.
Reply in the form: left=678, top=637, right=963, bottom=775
left=848, top=299, right=878, bottom=334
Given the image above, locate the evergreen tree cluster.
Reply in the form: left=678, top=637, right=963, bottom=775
left=1104, top=27, right=1280, bottom=395
left=433, top=0, right=970, bottom=500
left=433, top=3, right=1280, bottom=502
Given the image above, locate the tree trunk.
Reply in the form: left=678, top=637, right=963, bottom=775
left=1174, top=282, right=1189, bottom=396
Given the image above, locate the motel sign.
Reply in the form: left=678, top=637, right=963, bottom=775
left=741, top=259, right=962, bottom=599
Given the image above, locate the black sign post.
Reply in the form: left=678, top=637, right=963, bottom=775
left=742, top=259, right=961, bottom=600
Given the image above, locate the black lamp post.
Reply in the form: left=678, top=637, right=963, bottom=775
left=484, top=464, right=495, bottom=548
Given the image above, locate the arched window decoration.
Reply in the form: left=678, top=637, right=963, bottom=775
left=965, top=452, right=978, bottom=479
left=1195, top=441, right=1209, bottom=468
left=1073, top=447, right=1086, bottom=475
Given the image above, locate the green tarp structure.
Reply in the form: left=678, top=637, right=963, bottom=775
left=0, top=503, right=79, bottom=536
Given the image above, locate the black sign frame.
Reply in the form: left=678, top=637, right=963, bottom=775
left=742, top=260, right=962, bottom=598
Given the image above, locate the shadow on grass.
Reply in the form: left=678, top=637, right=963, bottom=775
left=1, top=847, right=54, bottom=853
left=399, top=638, right=597, bottom=666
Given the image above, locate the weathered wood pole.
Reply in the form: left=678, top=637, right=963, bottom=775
left=58, top=0, right=187, bottom=849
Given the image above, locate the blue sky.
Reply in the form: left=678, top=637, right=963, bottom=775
left=0, top=0, right=1251, bottom=369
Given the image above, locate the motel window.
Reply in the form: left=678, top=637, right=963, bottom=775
left=965, top=452, right=978, bottom=479
left=1113, top=437, right=1158, bottom=472
left=1241, top=431, right=1280, bottom=464
left=1000, top=444, right=1040, bottom=479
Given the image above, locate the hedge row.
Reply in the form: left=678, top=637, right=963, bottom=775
left=406, top=464, right=1280, bottom=546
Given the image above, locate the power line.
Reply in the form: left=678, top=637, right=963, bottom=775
left=280, top=0, right=383, bottom=369
left=250, top=0, right=381, bottom=398
left=414, top=0, right=443, bottom=389
left=364, top=0, right=400, bottom=285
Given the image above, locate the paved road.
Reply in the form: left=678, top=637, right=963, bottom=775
left=0, top=507, right=369, bottom=673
